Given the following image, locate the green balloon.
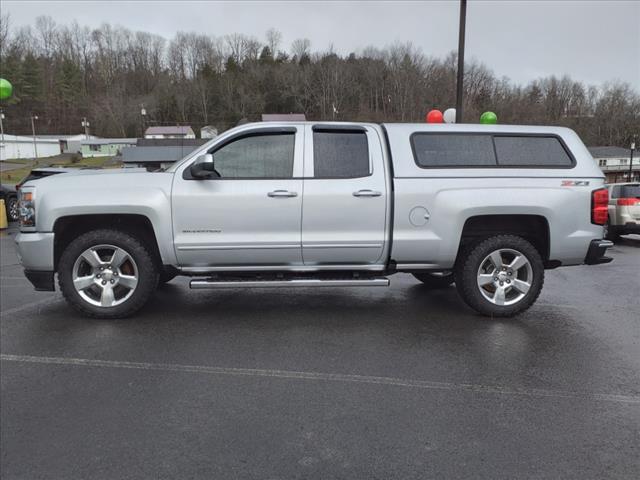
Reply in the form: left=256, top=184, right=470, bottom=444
left=480, top=111, right=497, bottom=124
left=0, top=78, right=12, bottom=100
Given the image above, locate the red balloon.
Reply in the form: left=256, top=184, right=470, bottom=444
left=426, top=109, right=444, bottom=123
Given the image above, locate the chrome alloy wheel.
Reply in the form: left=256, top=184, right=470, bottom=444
left=72, top=244, right=139, bottom=307
left=476, top=248, right=533, bottom=306
left=8, top=198, right=19, bottom=221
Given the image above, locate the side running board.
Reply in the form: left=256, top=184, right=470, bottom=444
left=190, top=277, right=390, bottom=289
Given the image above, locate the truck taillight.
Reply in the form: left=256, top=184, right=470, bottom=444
left=617, top=198, right=640, bottom=206
left=591, top=188, right=608, bottom=225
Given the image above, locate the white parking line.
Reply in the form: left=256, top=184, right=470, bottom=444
left=2, top=353, right=638, bottom=405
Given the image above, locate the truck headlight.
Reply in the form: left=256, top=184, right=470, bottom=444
left=19, top=187, right=36, bottom=229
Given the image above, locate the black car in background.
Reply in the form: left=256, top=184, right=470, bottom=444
left=1, top=184, right=19, bottom=222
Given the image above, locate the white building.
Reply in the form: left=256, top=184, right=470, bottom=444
left=81, top=138, right=138, bottom=158
left=144, top=126, right=195, bottom=139
left=200, top=126, right=218, bottom=139
left=37, top=134, right=98, bottom=154
left=588, top=146, right=639, bottom=183
left=0, top=134, right=62, bottom=160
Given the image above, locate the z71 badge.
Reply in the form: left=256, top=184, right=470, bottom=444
left=561, top=180, right=590, bottom=187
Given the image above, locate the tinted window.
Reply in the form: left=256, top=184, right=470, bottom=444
left=620, top=185, right=640, bottom=198
left=412, top=134, right=496, bottom=167
left=494, top=136, right=573, bottom=167
left=213, top=133, right=294, bottom=178
left=610, top=185, right=621, bottom=198
left=313, top=130, right=370, bottom=178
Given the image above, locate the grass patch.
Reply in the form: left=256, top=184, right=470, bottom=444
left=1, top=155, right=121, bottom=185
left=1, top=166, right=33, bottom=184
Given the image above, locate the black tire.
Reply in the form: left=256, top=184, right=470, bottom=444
left=412, top=271, right=455, bottom=289
left=6, top=196, right=19, bottom=222
left=454, top=235, right=544, bottom=318
left=58, top=229, right=159, bottom=319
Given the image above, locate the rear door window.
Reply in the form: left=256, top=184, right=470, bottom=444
left=411, top=134, right=496, bottom=167
left=313, top=130, right=370, bottom=178
left=494, top=136, right=574, bottom=167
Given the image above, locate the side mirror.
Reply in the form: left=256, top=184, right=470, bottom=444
left=189, top=154, right=218, bottom=179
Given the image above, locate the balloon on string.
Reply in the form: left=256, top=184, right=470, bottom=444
left=0, top=78, right=13, bottom=100
left=425, top=109, right=443, bottom=123
left=480, top=111, right=498, bottom=124
left=443, top=108, right=456, bottom=124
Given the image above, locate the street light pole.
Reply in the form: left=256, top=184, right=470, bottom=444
left=0, top=111, right=4, bottom=162
left=629, top=137, right=636, bottom=182
left=140, top=105, right=147, bottom=138
left=455, top=0, right=467, bottom=123
left=81, top=117, right=90, bottom=139
left=30, top=114, right=39, bottom=159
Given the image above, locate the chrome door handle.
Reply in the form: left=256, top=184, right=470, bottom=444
left=353, top=189, right=382, bottom=197
left=268, top=190, right=298, bottom=198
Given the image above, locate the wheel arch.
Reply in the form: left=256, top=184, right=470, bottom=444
left=456, top=214, right=551, bottom=265
left=53, top=214, right=163, bottom=271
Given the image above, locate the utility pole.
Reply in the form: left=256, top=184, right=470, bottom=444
left=455, top=0, right=467, bottom=123
left=629, top=136, right=636, bottom=181
left=81, top=117, right=90, bottom=139
left=0, top=110, right=4, bottom=162
left=30, top=114, right=39, bottom=159
left=140, top=105, right=147, bottom=138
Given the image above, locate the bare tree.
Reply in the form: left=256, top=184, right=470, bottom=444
left=265, top=28, right=282, bottom=56
left=291, top=38, right=311, bottom=60
left=0, top=19, right=637, bottom=143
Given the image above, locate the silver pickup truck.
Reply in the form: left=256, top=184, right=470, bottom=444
left=15, top=122, right=613, bottom=319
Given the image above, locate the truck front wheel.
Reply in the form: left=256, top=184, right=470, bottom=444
left=58, top=229, right=159, bottom=319
left=455, top=235, right=544, bottom=317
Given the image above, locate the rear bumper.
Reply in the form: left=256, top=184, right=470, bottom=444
left=618, top=223, right=640, bottom=234
left=584, top=239, right=614, bottom=265
left=24, top=270, right=55, bottom=291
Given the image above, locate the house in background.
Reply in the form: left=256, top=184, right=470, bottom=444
left=144, top=126, right=195, bottom=139
left=200, top=126, right=218, bottom=139
left=37, top=134, right=98, bottom=154
left=0, top=134, right=62, bottom=160
left=588, top=146, right=639, bottom=183
left=81, top=138, right=138, bottom=158
left=121, top=138, right=208, bottom=170
left=261, top=113, right=306, bottom=122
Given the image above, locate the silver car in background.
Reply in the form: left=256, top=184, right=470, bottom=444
left=605, top=182, right=640, bottom=241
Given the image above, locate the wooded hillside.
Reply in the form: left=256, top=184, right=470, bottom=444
left=1, top=15, right=638, bottom=146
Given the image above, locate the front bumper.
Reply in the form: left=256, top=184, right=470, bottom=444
left=584, top=239, right=614, bottom=265
left=15, top=232, right=56, bottom=291
left=24, top=270, right=55, bottom=291
left=14, top=232, right=55, bottom=270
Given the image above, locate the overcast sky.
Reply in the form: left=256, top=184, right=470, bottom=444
left=4, top=0, right=639, bottom=87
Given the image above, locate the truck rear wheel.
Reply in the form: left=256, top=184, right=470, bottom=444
left=58, top=229, right=159, bottom=319
left=412, top=271, right=455, bottom=289
left=455, top=235, right=544, bottom=317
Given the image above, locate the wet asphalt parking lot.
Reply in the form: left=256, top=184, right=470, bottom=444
left=1, top=226, right=639, bottom=479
